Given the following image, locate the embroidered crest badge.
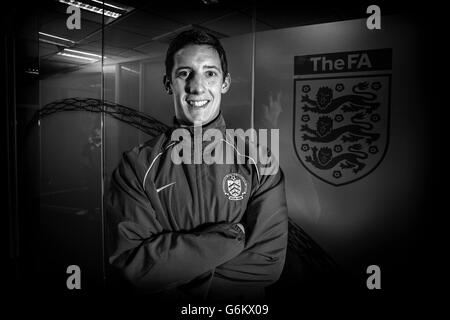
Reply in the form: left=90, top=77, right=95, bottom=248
left=223, top=173, right=247, bottom=200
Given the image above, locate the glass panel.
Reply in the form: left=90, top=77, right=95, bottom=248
left=35, top=1, right=105, bottom=291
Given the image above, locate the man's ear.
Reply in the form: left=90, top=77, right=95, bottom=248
left=221, top=73, right=231, bottom=94
left=163, top=75, right=172, bottom=95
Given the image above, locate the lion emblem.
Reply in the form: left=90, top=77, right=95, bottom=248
left=305, top=144, right=368, bottom=174
left=301, top=82, right=379, bottom=114
left=301, top=112, right=380, bottom=144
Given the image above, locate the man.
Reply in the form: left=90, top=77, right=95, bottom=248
left=107, top=29, right=288, bottom=301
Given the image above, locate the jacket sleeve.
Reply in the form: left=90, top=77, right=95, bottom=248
left=106, top=148, right=245, bottom=292
left=212, top=168, right=288, bottom=290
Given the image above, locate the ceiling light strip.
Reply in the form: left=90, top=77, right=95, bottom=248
left=39, top=38, right=70, bottom=47
left=58, top=0, right=121, bottom=18
left=91, top=0, right=126, bottom=11
left=38, top=32, right=75, bottom=43
left=64, top=48, right=103, bottom=58
left=57, top=52, right=98, bottom=62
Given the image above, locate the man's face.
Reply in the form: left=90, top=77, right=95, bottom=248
left=167, top=44, right=230, bottom=126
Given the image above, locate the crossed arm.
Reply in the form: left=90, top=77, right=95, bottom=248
left=212, top=171, right=288, bottom=292
left=107, top=150, right=288, bottom=293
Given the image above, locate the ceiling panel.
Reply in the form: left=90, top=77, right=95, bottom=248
left=103, top=27, right=153, bottom=49
left=141, top=2, right=239, bottom=26
left=40, top=16, right=102, bottom=44
left=109, top=10, right=184, bottom=39
left=37, top=0, right=392, bottom=76
left=203, top=11, right=272, bottom=37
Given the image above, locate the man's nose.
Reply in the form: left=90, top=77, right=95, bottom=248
left=186, top=74, right=205, bottom=94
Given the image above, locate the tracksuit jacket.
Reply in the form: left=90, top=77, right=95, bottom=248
left=107, top=113, right=288, bottom=301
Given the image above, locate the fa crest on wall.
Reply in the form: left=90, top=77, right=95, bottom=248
left=293, top=49, right=392, bottom=186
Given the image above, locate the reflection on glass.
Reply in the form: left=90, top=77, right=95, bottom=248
left=37, top=0, right=104, bottom=291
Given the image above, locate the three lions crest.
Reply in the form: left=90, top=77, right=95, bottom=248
left=294, top=76, right=390, bottom=186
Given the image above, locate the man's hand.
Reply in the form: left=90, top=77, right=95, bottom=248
left=233, top=223, right=245, bottom=242
left=194, top=222, right=245, bottom=241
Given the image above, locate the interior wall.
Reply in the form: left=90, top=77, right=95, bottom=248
left=253, top=15, right=428, bottom=282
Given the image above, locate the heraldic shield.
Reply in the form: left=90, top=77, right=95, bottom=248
left=228, top=179, right=242, bottom=198
left=294, top=75, right=391, bottom=186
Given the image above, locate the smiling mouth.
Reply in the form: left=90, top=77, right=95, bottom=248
left=187, top=100, right=209, bottom=108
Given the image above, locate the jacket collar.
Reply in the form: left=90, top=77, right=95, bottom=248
left=173, top=112, right=226, bottom=136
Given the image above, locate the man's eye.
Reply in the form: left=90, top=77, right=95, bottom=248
left=177, top=71, right=189, bottom=78
left=206, top=70, right=217, bottom=77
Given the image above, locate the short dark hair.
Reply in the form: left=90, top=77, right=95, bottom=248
left=165, top=29, right=228, bottom=81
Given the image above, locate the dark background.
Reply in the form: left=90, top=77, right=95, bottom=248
left=2, top=0, right=442, bottom=314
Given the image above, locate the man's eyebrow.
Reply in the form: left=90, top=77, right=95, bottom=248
left=174, top=65, right=222, bottom=73
left=174, top=66, right=192, bottom=72
left=203, top=65, right=221, bottom=72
